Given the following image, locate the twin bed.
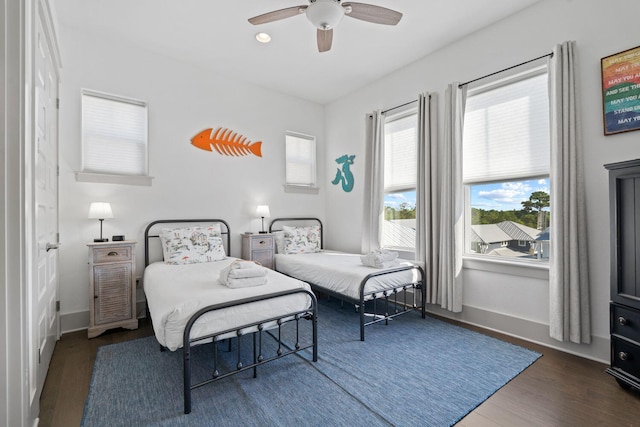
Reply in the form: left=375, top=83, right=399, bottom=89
left=143, top=219, right=317, bottom=414
left=269, top=218, right=425, bottom=341
left=143, top=217, right=425, bottom=414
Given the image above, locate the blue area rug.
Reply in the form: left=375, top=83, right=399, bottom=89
left=82, top=301, right=540, bottom=426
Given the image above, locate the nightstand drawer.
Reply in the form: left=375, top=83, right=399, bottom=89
left=251, top=236, right=274, bottom=250
left=612, top=303, right=640, bottom=345
left=93, top=246, right=132, bottom=263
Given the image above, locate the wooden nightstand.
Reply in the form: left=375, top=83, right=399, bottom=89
left=241, top=233, right=275, bottom=269
left=87, top=241, right=138, bottom=338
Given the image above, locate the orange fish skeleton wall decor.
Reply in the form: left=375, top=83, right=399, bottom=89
left=191, top=127, right=262, bottom=157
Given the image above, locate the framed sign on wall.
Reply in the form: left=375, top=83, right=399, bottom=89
left=601, top=45, right=640, bottom=135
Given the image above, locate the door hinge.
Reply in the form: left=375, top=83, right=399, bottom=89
left=56, top=300, right=60, bottom=312
left=56, top=98, right=60, bottom=109
left=57, top=165, right=60, bottom=176
left=38, top=349, right=41, bottom=364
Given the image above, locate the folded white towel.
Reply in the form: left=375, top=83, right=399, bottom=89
left=230, top=260, right=261, bottom=269
left=360, top=249, right=400, bottom=269
left=223, top=276, right=268, bottom=289
left=219, top=260, right=268, bottom=286
left=228, top=267, right=267, bottom=279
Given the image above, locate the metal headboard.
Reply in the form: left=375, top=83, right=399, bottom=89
left=144, top=219, right=231, bottom=267
left=268, top=217, right=324, bottom=250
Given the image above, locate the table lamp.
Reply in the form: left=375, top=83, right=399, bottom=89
left=88, top=202, right=113, bottom=242
left=256, top=205, right=270, bottom=234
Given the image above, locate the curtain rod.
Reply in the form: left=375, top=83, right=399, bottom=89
left=458, top=52, right=553, bottom=88
left=382, top=94, right=432, bottom=115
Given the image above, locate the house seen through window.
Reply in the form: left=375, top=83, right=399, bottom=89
left=382, top=108, right=418, bottom=253
left=463, top=65, right=550, bottom=261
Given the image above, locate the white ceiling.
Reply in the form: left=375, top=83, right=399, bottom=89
left=53, top=0, right=540, bottom=104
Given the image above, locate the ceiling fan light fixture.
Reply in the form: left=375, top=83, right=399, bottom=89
left=306, top=0, right=345, bottom=30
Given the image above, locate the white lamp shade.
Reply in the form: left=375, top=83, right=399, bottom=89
left=256, top=205, right=271, bottom=218
left=306, top=0, right=344, bottom=29
left=88, top=202, right=114, bottom=219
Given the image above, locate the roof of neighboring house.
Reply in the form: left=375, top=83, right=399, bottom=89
left=471, top=221, right=541, bottom=244
left=487, top=247, right=533, bottom=258
left=382, top=219, right=415, bottom=249
left=469, top=224, right=512, bottom=244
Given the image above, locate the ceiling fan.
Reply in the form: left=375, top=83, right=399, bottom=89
left=248, top=0, right=402, bottom=53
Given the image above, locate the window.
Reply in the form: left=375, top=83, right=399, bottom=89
left=80, top=90, right=150, bottom=184
left=463, top=66, right=550, bottom=262
left=285, top=131, right=316, bottom=191
left=382, top=108, right=417, bottom=252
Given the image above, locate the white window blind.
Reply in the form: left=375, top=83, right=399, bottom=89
left=463, top=72, right=549, bottom=184
left=82, top=90, right=148, bottom=176
left=383, top=113, right=417, bottom=192
left=285, top=132, right=316, bottom=186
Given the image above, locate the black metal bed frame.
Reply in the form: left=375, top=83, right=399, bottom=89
left=269, top=217, right=425, bottom=341
left=144, top=219, right=318, bottom=414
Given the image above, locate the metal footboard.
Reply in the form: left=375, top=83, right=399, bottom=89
left=358, top=265, right=425, bottom=341
left=182, top=289, right=318, bottom=414
left=303, top=264, right=424, bottom=341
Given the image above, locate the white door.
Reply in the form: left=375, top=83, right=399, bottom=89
left=30, top=2, right=60, bottom=414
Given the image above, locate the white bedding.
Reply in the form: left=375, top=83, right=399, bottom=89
left=274, top=251, right=420, bottom=302
left=144, top=257, right=312, bottom=351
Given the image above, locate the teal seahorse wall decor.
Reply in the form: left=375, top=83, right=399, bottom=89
left=331, top=154, right=356, bottom=192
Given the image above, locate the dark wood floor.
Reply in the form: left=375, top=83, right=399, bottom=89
left=39, top=317, right=640, bottom=427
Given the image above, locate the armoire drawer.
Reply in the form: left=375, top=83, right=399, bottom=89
left=611, top=303, right=640, bottom=345
left=610, top=336, right=640, bottom=382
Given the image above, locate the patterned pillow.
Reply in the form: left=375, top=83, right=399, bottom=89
left=282, top=225, right=321, bottom=254
left=160, top=225, right=225, bottom=264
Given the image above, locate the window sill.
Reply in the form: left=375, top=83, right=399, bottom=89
left=462, top=255, right=549, bottom=280
left=283, top=184, right=319, bottom=194
left=76, top=172, right=154, bottom=186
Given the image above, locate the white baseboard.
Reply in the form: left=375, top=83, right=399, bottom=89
left=60, top=300, right=148, bottom=335
left=426, top=303, right=610, bottom=364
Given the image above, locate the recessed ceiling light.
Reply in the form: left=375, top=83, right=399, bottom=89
left=256, top=32, right=271, bottom=43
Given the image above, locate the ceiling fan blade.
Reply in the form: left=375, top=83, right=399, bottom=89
left=248, top=5, right=307, bottom=25
left=317, top=29, right=333, bottom=53
left=342, top=2, right=402, bottom=25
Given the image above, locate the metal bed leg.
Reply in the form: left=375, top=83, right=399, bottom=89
left=252, top=333, right=257, bottom=378
left=213, top=340, right=219, bottom=378
left=257, top=324, right=264, bottom=363
left=360, top=302, right=365, bottom=341
left=236, top=331, right=243, bottom=370
left=183, top=344, right=192, bottom=414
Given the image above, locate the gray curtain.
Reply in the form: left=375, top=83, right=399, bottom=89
left=549, top=41, right=591, bottom=343
left=416, top=93, right=440, bottom=304
left=361, top=111, right=384, bottom=253
left=434, top=84, right=466, bottom=312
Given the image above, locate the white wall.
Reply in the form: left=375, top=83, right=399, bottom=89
left=324, top=0, right=640, bottom=361
left=57, top=27, right=326, bottom=330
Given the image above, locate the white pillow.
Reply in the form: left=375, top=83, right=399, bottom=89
left=273, top=231, right=285, bottom=254
left=160, top=225, right=225, bottom=264
left=282, top=225, right=321, bottom=254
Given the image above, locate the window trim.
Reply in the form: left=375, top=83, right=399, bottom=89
left=381, top=106, right=418, bottom=253
left=284, top=130, right=318, bottom=193
left=79, top=89, right=150, bottom=184
left=462, top=62, right=550, bottom=267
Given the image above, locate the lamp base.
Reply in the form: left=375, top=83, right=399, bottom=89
left=93, top=238, right=109, bottom=242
